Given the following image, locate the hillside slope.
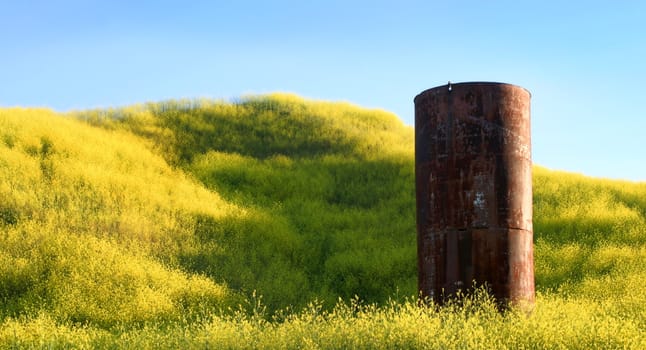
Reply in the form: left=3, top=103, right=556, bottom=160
left=2, top=95, right=645, bottom=331
left=73, top=94, right=417, bottom=310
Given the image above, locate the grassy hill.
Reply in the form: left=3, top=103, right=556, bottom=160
left=1, top=95, right=645, bottom=348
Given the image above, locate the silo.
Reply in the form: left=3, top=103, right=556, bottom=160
left=414, top=82, right=534, bottom=307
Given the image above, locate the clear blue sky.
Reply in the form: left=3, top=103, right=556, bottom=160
left=1, top=0, right=644, bottom=181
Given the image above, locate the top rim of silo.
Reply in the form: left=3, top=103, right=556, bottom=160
left=414, top=81, right=531, bottom=103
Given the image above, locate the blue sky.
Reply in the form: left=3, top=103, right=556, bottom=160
left=1, top=0, right=644, bottom=181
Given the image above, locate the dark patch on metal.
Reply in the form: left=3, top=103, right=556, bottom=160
left=415, top=82, right=534, bottom=307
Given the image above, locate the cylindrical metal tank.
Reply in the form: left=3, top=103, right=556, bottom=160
left=414, top=82, right=534, bottom=307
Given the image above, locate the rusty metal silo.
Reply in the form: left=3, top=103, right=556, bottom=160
left=414, top=82, right=534, bottom=307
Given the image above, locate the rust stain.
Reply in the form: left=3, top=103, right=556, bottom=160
left=415, top=82, right=534, bottom=307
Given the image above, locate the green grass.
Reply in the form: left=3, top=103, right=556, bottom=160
left=1, top=95, right=645, bottom=348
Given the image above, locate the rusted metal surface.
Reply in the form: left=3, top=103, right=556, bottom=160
left=414, top=82, right=534, bottom=307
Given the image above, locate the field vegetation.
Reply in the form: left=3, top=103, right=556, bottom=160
left=1, top=95, right=644, bottom=348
